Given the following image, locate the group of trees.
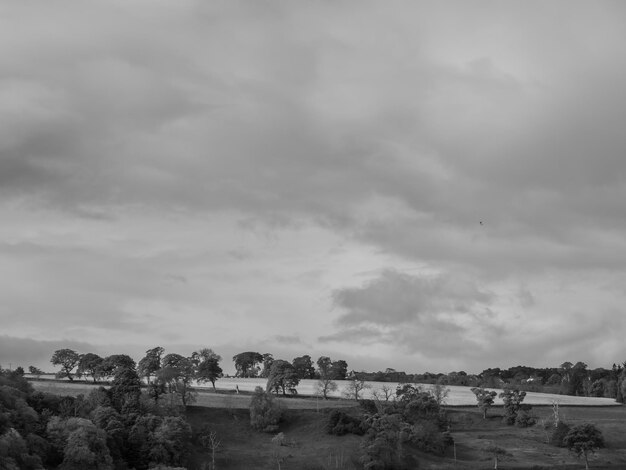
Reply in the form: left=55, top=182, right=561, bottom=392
left=232, top=352, right=347, bottom=380
left=0, top=363, right=192, bottom=469
left=49, top=347, right=224, bottom=407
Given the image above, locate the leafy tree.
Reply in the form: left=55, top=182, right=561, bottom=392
left=190, top=348, right=222, bottom=391
left=563, top=423, right=604, bottom=470
left=260, top=353, right=274, bottom=378
left=266, top=360, right=300, bottom=395
left=482, top=443, right=508, bottom=470
left=316, top=356, right=337, bottom=399
left=109, top=367, right=142, bottom=413
left=233, top=351, right=264, bottom=378
left=159, top=354, right=196, bottom=406
left=499, top=388, right=528, bottom=425
left=77, top=353, right=104, bottom=383
left=149, top=416, right=192, bottom=468
left=50, top=349, right=81, bottom=381
left=28, top=366, right=43, bottom=378
left=98, top=355, right=136, bottom=379
left=359, top=413, right=415, bottom=469
left=249, top=386, right=282, bottom=432
left=292, top=355, right=315, bottom=379
left=471, top=388, right=498, bottom=419
left=138, top=347, right=165, bottom=385
left=331, top=360, right=348, bottom=380
left=46, top=417, right=113, bottom=470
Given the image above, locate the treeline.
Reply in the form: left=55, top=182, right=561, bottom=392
left=358, top=361, right=626, bottom=401
left=32, top=347, right=626, bottom=401
left=0, top=362, right=194, bottom=469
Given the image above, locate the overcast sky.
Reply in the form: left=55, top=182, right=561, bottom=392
left=2, top=1, right=626, bottom=375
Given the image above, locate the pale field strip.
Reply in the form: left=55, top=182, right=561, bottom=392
left=29, top=376, right=619, bottom=407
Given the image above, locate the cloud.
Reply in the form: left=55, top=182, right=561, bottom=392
left=0, top=335, right=98, bottom=372
left=331, top=270, right=493, bottom=327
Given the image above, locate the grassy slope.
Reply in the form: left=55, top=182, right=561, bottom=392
left=31, top=379, right=626, bottom=469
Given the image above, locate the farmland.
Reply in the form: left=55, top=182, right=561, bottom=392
left=30, top=376, right=620, bottom=407
left=29, top=377, right=626, bottom=469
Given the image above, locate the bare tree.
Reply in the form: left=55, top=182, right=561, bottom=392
left=343, top=376, right=370, bottom=401
left=200, top=430, right=221, bottom=470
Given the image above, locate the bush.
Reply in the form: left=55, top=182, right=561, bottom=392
left=550, top=421, right=571, bottom=447
left=249, top=387, right=282, bottom=433
left=515, top=409, right=537, bottom=427
left=325, top=410, right=365, bottom=436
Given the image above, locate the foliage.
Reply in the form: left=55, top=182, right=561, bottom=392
left=28, top=366, right=43, bottom=378
left=51, top=349, right=81, bottom=381
left=148, top=416, right=192, bottom=468
left=77, top=353, right=104, bottom=383
left=191, top=348, right=223, bottom=390
left=109, top=367, right=142, bottom=413
left=159, top=354, right=196, bottom=407
left=292, top=355, right=316, bottom=379
left=563, top=424, right=604, bottom=469
left=98, top=355, right=136, bottom=380
left=232, top=351, right=264, bottom=378
left=515, top=409, right=537, bottom=428
left=137, top=347, right=165, bottom=384
left=499, top=388, right=529, bottom=425
left=470, top=387, right=497, bottom=419
left=326, top=410, right=365, bottom=436
left=343, top=376, right=370, bottom=401
left=266, top=360, right=300, bottom=395
left=550, top=421, right=572, bottom=447
left=249, top=386, right=282, bottom=432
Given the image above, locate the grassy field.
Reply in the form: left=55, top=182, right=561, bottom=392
left=183, top=404, right=626, bottom=469
left=31, top=379, right=626, bottom=469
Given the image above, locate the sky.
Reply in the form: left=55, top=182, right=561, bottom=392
left=2, top=1, right=626, bottom=376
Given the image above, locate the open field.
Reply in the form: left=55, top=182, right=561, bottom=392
left=183, top=405, right=626, bottom=469
left=30, top=376, right=620, bottom=407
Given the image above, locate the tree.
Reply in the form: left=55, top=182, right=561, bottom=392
left=77, top=353, right=104, bottom=383
left=563, top=423, right=605, bottom=470
left=316, top=356, right=337, bottom=399
left=266, top=360, right=300, bottom=396
left=159, top=353, right=196, bottom=406
left=109, top=367, right=142, bottom=413
left=331, top=360, right=348, bottom=380
left=343, top=376, right=370, bottom=401
left=471, top=388, right=498, bottom=419
left=483, top=443, right=507, bottom=470
left=260, top=353, right=274, bottom=378
left=99, top=355, right=136, bottom=379
left=138, top=347, right=165, bottom=384
left=499, top=388, right=528, bottom=425
left=149, top=416, right=192, bottom=468
left=191, top=348, right=223, bottom=391
left=51, top=349, right=81, bottom=381
left=232, top=351, right=264, bottom=378
left=249, top=386, right=282, bottom=432
left=292, top=355, right=315, bottom=379
left=28, top=366, right=43, bottom=378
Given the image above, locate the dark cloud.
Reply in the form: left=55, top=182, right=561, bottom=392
left=332, top=270, right=493, bottom=327
left=0, top=335, right=98, bottom=372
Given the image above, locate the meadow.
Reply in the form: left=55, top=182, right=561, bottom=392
left=30, top=378, right=626, bottom=469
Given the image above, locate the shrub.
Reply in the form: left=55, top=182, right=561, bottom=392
left=515, top=409, right=537, bottom=428
left=249, top=387, right=282, bottom=433
left=325, top=410, right=365, bottom=436
left=550, top=421, right=571, bottom=447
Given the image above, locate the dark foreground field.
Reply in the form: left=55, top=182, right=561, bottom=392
left=32, top=380, right=626, bottom=469
left=183, top=405, right=626, bottom=470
